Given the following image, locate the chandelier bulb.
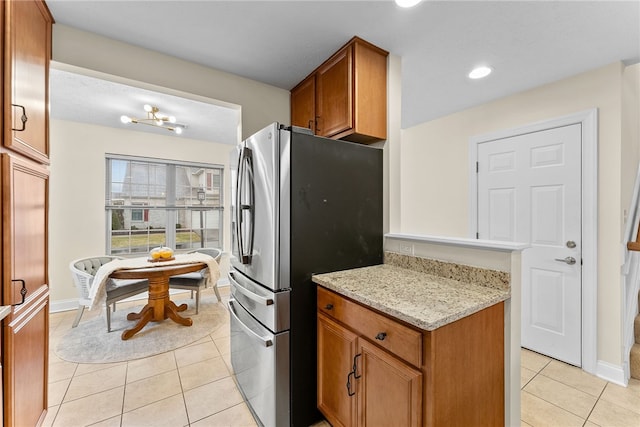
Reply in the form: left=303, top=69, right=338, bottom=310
left=143, top=104, right=153, bottom=112
left=168, top=116, right=176, bottom=123
left=175, top=127, right=183, bottom=135
left=120, top=115, right=132, bottom=124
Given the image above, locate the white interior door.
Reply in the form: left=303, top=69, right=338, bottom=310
left=477, top=124, right=582, bottom=366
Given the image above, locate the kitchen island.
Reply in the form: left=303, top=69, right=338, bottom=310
left=312, top=251, right=512, bottom=427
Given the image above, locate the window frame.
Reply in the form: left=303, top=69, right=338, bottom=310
left=105, top=154, right=224, bottom=256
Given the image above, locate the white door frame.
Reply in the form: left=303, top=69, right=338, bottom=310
left=468, top=109, right=598, bottom=375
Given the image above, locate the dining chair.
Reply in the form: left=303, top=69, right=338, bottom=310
left=69, top=256, right=149, bottom=332
left=168, top=247, right=222, bottom=314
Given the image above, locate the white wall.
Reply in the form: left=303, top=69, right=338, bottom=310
left=52, top=25, right=290, bottom=140
left=622, top=64, right=640, bottom=231
left=50, top=24, right=293, bottom=307
left=384, top=54, right=402, bottom=234
left=49, top=120, right=234, bottom=304
left=396, top=61, right=639, bottom=370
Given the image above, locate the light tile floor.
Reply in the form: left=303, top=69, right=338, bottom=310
left=521, top=348, right=640, bottom=426
left=46, top=287, right=640, bottom=426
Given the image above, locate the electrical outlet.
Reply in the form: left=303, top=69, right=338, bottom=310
left=398, top=242, right=413, bottom=255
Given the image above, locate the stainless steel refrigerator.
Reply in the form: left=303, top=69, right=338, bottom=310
left=228, top=123, right=383, bottom=427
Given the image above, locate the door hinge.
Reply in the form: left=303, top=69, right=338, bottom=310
left=476, top=161, right=479, bottom=173
left=476, top=232, right=479, bottom=239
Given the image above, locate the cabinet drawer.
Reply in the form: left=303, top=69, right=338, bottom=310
left=318, top=287, right=422, bottom=367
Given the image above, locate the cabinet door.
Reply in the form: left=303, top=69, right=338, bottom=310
left=352, top=41, right=387, bottom=141
left=357, top=339, right=422, bottom=427
left=4, top=0, right=52, bottom=164
left=316, top=45, right=352, bottom=138
left=291, top=74, right=316, bottom=132
left=317, top=312, right=358, bottom=427
left=1, top=154, right=49, bottom=427
left=4, top=299, right=48, bottom=427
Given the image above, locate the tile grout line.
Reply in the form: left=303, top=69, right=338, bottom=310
left=174, top=349, right=194, bottom=426
left=120, top=359, right=131, bottom=427
left=49, top=361, right=80, bottom=427
left=582, top=384, right=608, bottom=427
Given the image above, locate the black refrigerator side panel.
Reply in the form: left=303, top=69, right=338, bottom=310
left=288, top=131, right=383, bottom=427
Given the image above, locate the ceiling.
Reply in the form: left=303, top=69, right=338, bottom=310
left=47, top=0, right=640, bottom=143
left=50, top=68, right=241, bottom=144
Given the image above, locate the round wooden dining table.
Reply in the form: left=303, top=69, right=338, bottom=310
left=109, top=262, right=207, bottom=340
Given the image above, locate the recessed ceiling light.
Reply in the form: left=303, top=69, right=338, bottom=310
left=395, top=0, right=422, bottom=8
left=468, top=66, right=492, bottom=79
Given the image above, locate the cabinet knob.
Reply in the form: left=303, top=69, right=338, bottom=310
left=375, top=332, right=387, bottom=341
left=324, top=303, right=334, bottom=310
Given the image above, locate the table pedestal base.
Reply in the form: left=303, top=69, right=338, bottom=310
left=121, top=277, right=193, bottom=340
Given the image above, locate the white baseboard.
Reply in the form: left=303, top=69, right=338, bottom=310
left=50, top=298, right=80, bottom=313
left=596, top=360, right=627, bottom=386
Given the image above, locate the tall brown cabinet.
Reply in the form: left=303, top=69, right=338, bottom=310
left=1, top=0, right=53, bottom=426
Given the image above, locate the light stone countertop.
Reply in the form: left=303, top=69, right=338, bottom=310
left=312, top=263, right=510, bottom=331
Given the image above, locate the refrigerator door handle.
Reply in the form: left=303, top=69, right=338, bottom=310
left=234, top=147, right=244, bottom=262
left=236, top=146, right=255, bottom=264
left=229, top=271, right=274, bottom=306
left=228, top=300, right=273, bottom=347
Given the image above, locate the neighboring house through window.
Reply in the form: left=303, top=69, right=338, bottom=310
left=106, top=154, right=224, bottom=255
left=131, top=202, right=147, bottom=222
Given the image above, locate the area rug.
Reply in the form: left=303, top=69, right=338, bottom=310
left=55, top=295, right=228, bottom=364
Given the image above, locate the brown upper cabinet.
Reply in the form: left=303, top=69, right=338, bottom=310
left=291, top=37, right=388, bottom=144
left=3, top=0, right=52, bottom=164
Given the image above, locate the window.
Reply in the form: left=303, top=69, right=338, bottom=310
left=131, top=202, right=147, bottom=222
left=106, top=155, right=224, bottom=255
left=131, top=209, right=143, bottom=222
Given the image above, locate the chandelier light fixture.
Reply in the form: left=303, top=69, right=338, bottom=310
left=120, top=104, right=186, bottom=134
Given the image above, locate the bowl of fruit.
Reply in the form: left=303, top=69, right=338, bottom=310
left=149, top=246, right=175, bottom=262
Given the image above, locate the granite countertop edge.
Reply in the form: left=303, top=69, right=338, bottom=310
left=313, top=264, right=510, bottom=331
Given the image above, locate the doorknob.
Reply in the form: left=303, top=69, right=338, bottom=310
left=566, top=240, right=576, bottom=249
left=554, top=256, right=577, bottom=265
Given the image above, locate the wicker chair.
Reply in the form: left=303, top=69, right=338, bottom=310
left=69, top=256, right=149, bottom=332
left=168, top=248, right=222, bottom=314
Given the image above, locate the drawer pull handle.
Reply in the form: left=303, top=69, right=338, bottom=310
left=12, top=104, right=27, bottom=132
left=352, top=353, right=362, bottom=379
left=346, top=371, right=355, bottom=397
left=11, top=279, right=27, bottom=306
left=375, top=332, right=387, bottom=341
left=324, top=303, right=334, bottom=310
left=228, top=272, right=273, bottom=306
